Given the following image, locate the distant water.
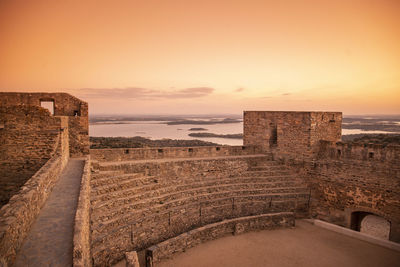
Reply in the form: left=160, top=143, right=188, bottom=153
left=89, top=121, right=398, bottom=146
left=90, top=121, right=243, bottom=146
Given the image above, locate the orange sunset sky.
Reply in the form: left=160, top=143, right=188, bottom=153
left=0, top=0, right=399, bottom=115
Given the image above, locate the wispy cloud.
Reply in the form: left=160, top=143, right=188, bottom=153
left=282, top=93, right=291, bottom=96
left=235, top=87, right=245, bottom=92
left=74, top=87, right=214, bottom=100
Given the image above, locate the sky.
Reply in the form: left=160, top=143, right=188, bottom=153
left=0, top=0, right=399, bottom=115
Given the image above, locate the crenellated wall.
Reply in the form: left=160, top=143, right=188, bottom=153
left=277, top=141, right=400, bottom=242
left=90, top=145, right=258, bottom=162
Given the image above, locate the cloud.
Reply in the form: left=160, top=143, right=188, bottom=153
left=74, top=87, right=214, bottom=100
left=282, top=93, right=291, bottom=96
left=235, top=87, right=245, bottom=92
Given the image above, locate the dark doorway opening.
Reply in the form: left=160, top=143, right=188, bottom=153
left=269, top=124, right=278, bottom=148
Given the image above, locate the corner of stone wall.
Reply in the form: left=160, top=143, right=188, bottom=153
left=73, top=156, right=92, bottom=267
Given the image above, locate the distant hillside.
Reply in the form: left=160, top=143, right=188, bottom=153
left=342, top=134, right=400, bottom=145
left=188, top=133, right=243, bottom=139
left=90, top=136, right=220, bottom=149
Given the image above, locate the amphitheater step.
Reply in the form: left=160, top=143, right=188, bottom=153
left=96, top=154, right=269, bottom=171
left=90, top=177, right=307, bottom=205
left=247, top=165, right=288, bottom=171
left=241, top=170, right=293, bottom=177
left=91, top=173, right=145, bottom=188
left=90, top=195, right=309, bottom=239
left=91, top=170, right=125, bottom=180
left=90, top=174, right=304, bottom=198
left=91, top=188, right=310, bottom=223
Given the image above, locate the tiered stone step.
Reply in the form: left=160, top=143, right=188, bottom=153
left=89, top=155, right=310, bottom=265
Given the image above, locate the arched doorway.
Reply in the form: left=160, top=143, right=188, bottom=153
left=350, top=211, right=390, bottom=240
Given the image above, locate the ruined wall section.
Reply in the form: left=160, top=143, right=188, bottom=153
left=0, top=105, right=67, bottom=206
left=0, top=92, right=89, bottom=156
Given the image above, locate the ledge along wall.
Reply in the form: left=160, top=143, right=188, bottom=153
left=0, top=92, right=89, bottom=157
left=0, top=108, right=70, bottom=266
left=90, top=145, right=259, bottom=162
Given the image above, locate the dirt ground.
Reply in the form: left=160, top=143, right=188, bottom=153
left=114, top=220, right=400, bottom=267
left=156, top=220, right=400, bottom=267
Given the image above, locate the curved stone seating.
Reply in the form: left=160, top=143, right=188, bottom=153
left=92, top=186, right=307, bottom=225
left=89, top=155, right=309, bottom=266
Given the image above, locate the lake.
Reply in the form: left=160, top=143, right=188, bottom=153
left=89, top=121, right=398, bottom=146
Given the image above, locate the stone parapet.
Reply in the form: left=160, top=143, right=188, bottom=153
left=73, top=156, right=92, bottom=267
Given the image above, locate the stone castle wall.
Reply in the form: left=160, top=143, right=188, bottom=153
left=0, top=92, right=89, bottom=156
left=90, top=145, right=258, bottom=162
left=279, top=141, right=400, bottom=242
left=0, top=105, right=68, bottom=206
left=1, top=94, right=398, bottom=266
left=0, top=115, right=69, bottom=265
left=243, top=111, right=341, bottom=158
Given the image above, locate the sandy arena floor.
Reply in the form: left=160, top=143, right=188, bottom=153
left=156, top=220, right=400, bottom=267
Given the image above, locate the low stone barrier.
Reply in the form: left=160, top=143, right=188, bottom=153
left=0, top=135, right=69, bottom=266
left=90, top=146, right=259, bottom=162
left=145, top=212, right=294, bottom=266
left=73, top=156, right=92, bottom=267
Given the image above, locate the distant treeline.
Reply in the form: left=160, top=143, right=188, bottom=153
left=166, top=118, right=241, bottom=125
left=188, top=133, right=243, bottom=139
left=341, top=134, right=400, bottom=145
left=90, top=136, right=220, bottom=149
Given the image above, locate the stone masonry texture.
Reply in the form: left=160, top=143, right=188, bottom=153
left=1, top=93, right=399, bottom=267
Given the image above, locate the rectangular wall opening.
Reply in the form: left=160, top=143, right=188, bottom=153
left=269, top=124, right=278, bottom=148
left=40, top=100, right=55, bottom=115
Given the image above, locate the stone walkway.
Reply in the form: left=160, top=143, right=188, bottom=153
left=14, top=158, right=85, bottom=267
